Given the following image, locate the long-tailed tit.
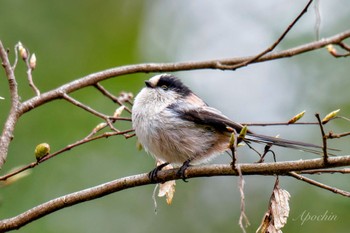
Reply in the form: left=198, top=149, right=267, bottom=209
left=132, top=74, right=326, bottom=180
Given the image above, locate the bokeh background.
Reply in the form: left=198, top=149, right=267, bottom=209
left=1, top=0, right=350, bottom=232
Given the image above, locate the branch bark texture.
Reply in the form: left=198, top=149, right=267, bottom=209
left=17, top=30, right=350, bottom=116
left=0, top=41, right=20, bottom=167
left=1, top=155, right=350, bottom=232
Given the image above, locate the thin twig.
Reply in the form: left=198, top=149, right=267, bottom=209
left=327, top=131, right=350, bottom=139
left=228, top=129, right=238, bottom=167
left=84, top=117, right=132, bottom=138
left=24, top=54, right=40, bottom=96
left=327, top=42, right=350, bottom=57
left=0, top=162, right=37, bottom=182
left=84, top=105, right=131, bottom=139
left=62, top=93, right=109, bottom=120
left=94, top=83, right=132, bottom=113
left=338, top=42, right=350, bottom=52
left=315, top=113, right=329, bottom=165
left=14, top=42, right=40, bottom=96
left=62, top=93, right=119, bottom=132
left=338, top=115, right=350, bottom=122
left=38, top=129, right=134, bottom=163
left=109, top=117, right=132, bottom=122
left=25, top=65, right=40, bottom=96
left=299, top=168, right=350, bottom=174
left=0, top=129, right=134, bottom=181
left=288, top=171, right=350, bottom=197
left=12, top=43, right=19, bottom=70
left=242, top=121, right=318, bottom=127
left=218, top=0, right=314, bottom=70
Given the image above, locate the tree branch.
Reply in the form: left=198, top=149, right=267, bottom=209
left=17, top=30, right=350, bottom=117
left=315, top=113, right=329, bottom=164
left=218, top=0, right=313, bottom=70
left=0, top=129, right=134, bottom=181
left=299, top=168, right=350, bottom=174
left=288, top=171, right=350, bottom=197
left=94, top=83, right=132, bottom=113
left=1, top=155, right=350, bottom=232
left=0, top=41, right=21, bottom=167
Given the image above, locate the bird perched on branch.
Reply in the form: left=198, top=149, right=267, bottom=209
left=132, top=74, right=326, bottom=181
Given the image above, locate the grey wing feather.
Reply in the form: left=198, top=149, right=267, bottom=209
left=171, top=105, right=339, bottom=155
left=173, top=105, right=247, bottom=133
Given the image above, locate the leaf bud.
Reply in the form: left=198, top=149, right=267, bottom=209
left=34, top=143, right=50, bottom=160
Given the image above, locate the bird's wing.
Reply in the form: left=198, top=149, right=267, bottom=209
left=172, top=105, right=246, bottom=133
left=170, top=105, right=339, bottom=155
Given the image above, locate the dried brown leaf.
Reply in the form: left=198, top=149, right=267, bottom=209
left=257, top=178, right=290, bottom=233
left=271, top=188, right=290, bottom=229
left=156, top=162, right=176, bottom=205
left=158, top=180, right=176, bottom=205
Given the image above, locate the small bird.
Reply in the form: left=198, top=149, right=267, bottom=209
left=132, top=74, right=324, bottom=180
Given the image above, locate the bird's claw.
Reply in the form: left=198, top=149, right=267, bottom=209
left=177, top=160, right=192, bottom=182
left=148, top=162, right=169, bottom=183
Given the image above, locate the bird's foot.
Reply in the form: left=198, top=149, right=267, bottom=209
left=177, top=160, right=192, bottom=182
left=148, top=162, right=169, bottom=183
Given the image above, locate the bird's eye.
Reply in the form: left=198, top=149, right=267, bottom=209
left=161, top=85, right=168, bottom=90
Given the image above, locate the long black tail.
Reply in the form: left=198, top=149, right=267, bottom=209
left=245, top=133, right=339, bottom=155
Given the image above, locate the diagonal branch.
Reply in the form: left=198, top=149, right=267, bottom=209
left=218, top=0, right=313, bottom=70
left=62, top=93, right=110, bottom=120
left=288, top=171, right=350, bottom=197
left=299, top=168, right=350, bottom=174
left=62, top=94, right=119, bottom=132
left=1, top=155, right=350, bottom=232
left=17, top=30, right=350, bottom=118
left=94, top=83, right=132, bottom=113
left=0, top=129, right=134, bottom=181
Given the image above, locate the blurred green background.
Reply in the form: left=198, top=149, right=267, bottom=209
left=0, top=0, right=350, bottom=232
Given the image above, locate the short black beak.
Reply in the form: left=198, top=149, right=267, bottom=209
left=145, top=80, right=153, bottom=88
